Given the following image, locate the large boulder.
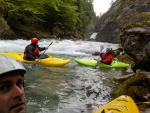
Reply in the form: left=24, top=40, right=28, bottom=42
left=0, top=16, right=17, bottom=39
left=120, top=26, right=150, bottom=71
left=95, top=0, right=150, bottom=43
left=112, top=72, right=150, bottom=101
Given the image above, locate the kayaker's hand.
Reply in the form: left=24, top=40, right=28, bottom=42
left=45, top=46, right=49, bottom=50
left=96, top=59, right=100, bottom=62
left=35, top=58, right=39, bottom=62
left=97, top=59, right=102, bottom=63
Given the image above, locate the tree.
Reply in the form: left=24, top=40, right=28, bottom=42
left=0, top=0, right=97, bottom=38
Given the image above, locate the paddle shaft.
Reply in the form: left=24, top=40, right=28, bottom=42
left=136, top=101, right=150, bottom=105
left=94, top=45, right=104, bottom=68
left=32, top=41, right=53, bottom=68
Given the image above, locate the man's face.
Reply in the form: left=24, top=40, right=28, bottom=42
left=0, top=72, right=26, bottom=113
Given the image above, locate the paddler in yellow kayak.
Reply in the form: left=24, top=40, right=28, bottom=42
left=23, top=37, right=49, bottom=62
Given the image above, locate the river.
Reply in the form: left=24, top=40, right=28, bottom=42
left=1, top=39, right=148, bottom=113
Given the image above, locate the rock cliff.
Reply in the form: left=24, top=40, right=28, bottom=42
left=95, top=0, right=150, bottom=44
left=95, top=0, right=150, bottom=71
left=0, top=16, right=17, bottom=39
left=120, top=26, right=150, bottom=71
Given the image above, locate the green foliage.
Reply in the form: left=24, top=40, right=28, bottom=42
left=134, top=12, right=150, bottom=21
left=0, top=0, right=97, bottom=37
left=76, top=0, right=96, bottom=32
left=0, top=0, right=5, bottom=15
left=55, top=0, right=79, bottom=30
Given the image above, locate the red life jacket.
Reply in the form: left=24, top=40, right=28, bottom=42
left=100, top=53, right=113, bottom=64
left=34, top=48, right=40, bottom=56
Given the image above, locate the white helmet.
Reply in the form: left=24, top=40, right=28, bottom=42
left=0, top=55, right=26, bottom=76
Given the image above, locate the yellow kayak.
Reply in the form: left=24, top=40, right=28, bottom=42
left=0, top=52, right=71, bottom=67
left=93, top=95, right=139, bottom=113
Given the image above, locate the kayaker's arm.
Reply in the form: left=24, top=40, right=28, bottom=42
left=96, top=53, right=103, bottom=62
left=38, top=46, right=48, bottom=51
left=99, top=53, right=104, bottom=58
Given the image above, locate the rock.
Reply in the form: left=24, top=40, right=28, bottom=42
left=120, top=27, right=150, bottom=71
left=0, top=16, right=17, bottom=39
left=114, top=72, right=150, bottom=102
left=113, top=73, right=135, bottom=82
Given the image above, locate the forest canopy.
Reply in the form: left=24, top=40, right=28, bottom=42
left=0, top=0, right=98, bottom=38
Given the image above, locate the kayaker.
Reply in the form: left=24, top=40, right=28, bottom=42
left=97, top=48, right=113, bottom=65
left=0, top=55, right=26, bottom=113
left=24, top=37, right=49, bottom=62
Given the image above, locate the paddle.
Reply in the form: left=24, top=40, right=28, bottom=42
left=31, top=41, right=53, bottom=68
left=94, top=45, right=104, bottom=69
left=136, top=101, right=150, bottom=105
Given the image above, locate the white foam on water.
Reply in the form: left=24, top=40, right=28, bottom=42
left=0, top=39, right=120, bottom=57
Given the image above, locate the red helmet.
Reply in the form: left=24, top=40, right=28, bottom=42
left=31, top=37, right=38, bottom=44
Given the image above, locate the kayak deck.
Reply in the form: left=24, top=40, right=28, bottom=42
left=98, top=61, right=129, bottom=68
left=93, top=95, right=140, bottom=113
left=0, top=52, right=71, bottom=67
left=75, top=58, right=97, bottom=67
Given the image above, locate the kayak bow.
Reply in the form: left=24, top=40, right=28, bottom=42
left=93, top=95, right=140, bottom=113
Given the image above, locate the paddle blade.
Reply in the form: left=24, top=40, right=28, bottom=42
left=100, top=45, right=104, bottom=52
left=31, top=64, right=36, bottom=68
left=31, top=61, right=38, bottom=68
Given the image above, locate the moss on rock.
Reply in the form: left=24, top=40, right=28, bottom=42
left=115, top=73, right=150, bottom=99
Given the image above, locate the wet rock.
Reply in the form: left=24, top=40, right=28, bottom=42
left=112, top=48, right=123, bottom=57
left=113, top=72, right=150, bottom=102
left=117, top=54, right=135, bottom=67
left=0, top=16, right=17, bottom=39
left=113, top=73, right=136, bottom=83
left=120, top=26, right=150, bottom=72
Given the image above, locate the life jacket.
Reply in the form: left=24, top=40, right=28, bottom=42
left=100, top=53, right=113, bottom=65
left=24, top=44, right=40, bottom=59
left=34, top=48, right=40, bottom=56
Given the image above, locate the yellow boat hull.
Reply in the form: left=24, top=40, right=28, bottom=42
left=93, top=95, right=139, bottom=113
left=0, top=52, right=71, bottom=67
